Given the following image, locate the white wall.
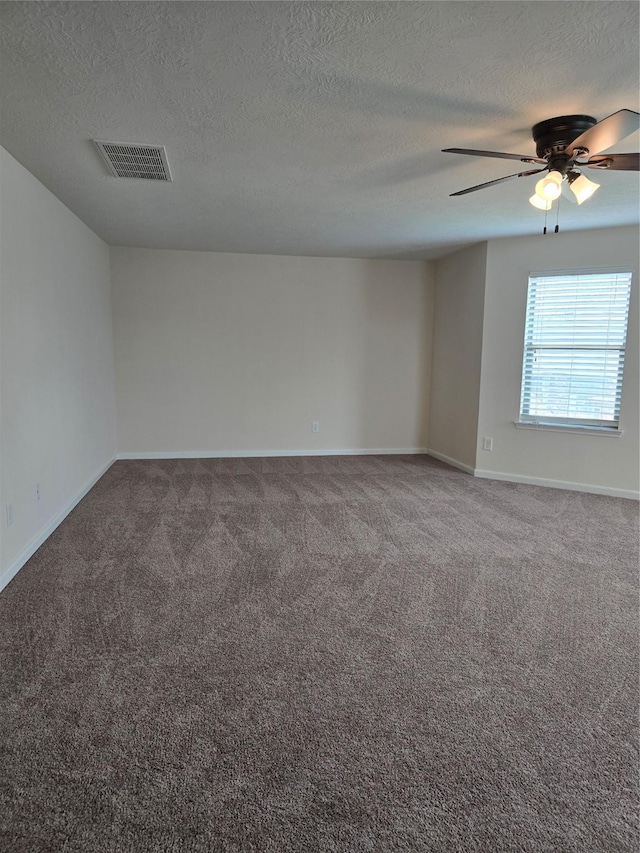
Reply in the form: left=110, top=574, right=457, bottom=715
left=428, top=243, right=487, bottom=470
left=1, top=145, right=635, bottom=602
left=0, top=147, right=117, bottom=586
left=476, top=226, right=639, bottom=496
left=111, top=248, right=434, bottom=456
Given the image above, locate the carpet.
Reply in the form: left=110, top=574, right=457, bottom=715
left=0, top=455, right=638, bottom=851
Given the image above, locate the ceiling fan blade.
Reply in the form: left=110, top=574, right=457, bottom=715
left=442, top=148, right=546, bottom=164
left=586, top=153, right=639, bottom=171
left=566, top=109, right=640, bottom=156
left=450, top=168, right=545, bottom=196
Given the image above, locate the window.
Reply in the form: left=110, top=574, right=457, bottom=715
left=519, top=270, right=632, bottom=431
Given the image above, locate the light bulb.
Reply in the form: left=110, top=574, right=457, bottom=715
left=529, top=194, right=552, bottom=211
left=535, top=170, right=563, bottom=201
left=568, top=173, right=600, bottom=205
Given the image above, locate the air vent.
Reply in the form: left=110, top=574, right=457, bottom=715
left=94, top=140, right=172, bottom=181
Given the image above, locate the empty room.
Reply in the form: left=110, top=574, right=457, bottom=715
left=0, top=2, right=638, bottom=851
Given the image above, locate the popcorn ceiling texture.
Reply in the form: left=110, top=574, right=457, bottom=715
left=0, top=1, right=638, bottom=258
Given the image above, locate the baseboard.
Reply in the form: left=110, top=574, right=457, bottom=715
left=425, top=449, right=475, bottom=475
left=0, top=457, right=116, bottom=595
left=117, top=448, right=429, bottom=460
left=474, top=468, right=639, bottom=500
left=3, top=451, right=631, bottom=597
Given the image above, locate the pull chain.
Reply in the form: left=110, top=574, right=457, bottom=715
left=555, top=194, right=561, bottom=233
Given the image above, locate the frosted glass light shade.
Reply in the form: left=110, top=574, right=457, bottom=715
left=529, top=194, right=552, bottom=211
left=569, top=173, right=600, bottom=204
left=535, top=171, right=563, bottom=201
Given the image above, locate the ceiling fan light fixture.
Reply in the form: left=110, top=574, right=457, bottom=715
left=535, top=170, right=563, bottom=201
left=529, top=193, right=552, bottom=211
left=568, top=172, right=600, bottom=204
left=445, top=109, right=639, bottom=206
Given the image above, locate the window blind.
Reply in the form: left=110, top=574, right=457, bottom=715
left=519, top=271, right=632, bottom=428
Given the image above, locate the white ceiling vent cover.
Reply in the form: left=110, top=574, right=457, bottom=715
left=94, top=140, right=172, bottom=180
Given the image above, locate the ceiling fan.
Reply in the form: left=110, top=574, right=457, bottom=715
left=443, top=110, right=640, bottom=209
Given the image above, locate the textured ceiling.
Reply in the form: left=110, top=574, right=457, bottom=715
left=1, top=1, right=638, bottom=259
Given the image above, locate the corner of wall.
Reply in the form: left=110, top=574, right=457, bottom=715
left=472, top=241, right=490, bottom=471
left=420, top=260, right=437, bottom=449
left=428, top=241, right=488, bottom=471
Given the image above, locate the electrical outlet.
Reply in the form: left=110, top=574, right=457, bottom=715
left=483, top=437, right=493, bottom=451
left=6, top=503, right=13, bottom=527
left=35, top=483, right=41, bottom=502
left=312, top=421, right=320, bottom=433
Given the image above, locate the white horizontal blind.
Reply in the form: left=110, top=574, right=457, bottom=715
left=520, top=271, right=632, bottom=428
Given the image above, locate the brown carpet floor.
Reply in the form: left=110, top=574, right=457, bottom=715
left=0, top=455, right=638, bottom=852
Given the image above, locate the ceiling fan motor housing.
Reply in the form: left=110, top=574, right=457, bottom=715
left=532, top=115, right=597, bottom=159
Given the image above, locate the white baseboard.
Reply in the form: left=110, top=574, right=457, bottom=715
left=3, top=449, right=632, bottom=597
left=426, top=449, right=475, bottom=475
left=474, top=468, right=639, bottom=500
left=0, top=457, right=116, bottom=595
left=117, top=448, right=429, bottom=460
left=425, top=450, right=638, bottom=498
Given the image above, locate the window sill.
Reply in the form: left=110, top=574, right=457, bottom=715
left=513, top=421, right=623, bottom=437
